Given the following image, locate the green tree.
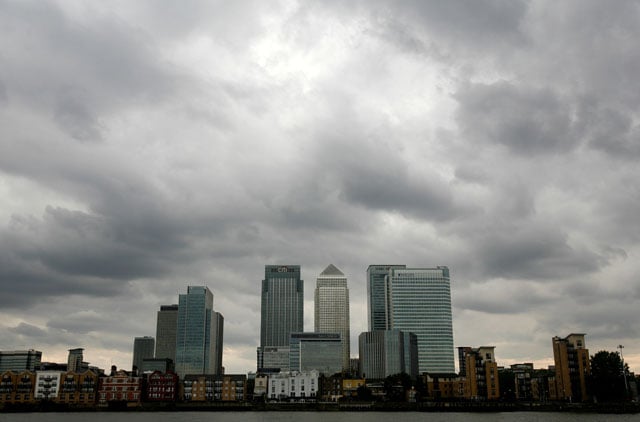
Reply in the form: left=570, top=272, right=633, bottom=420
left=589, top=350, right=629, bottom=402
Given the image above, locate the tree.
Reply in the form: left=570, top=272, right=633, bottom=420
left=589, top=350, right=629, bottom=402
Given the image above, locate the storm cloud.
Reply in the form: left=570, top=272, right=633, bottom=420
left=1, top=0, right=639, bottom=373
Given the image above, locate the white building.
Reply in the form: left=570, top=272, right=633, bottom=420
left=267, top=370, right=319, bottom=401
left=35, top=371, right=63, bottom=400
left=314, top=264, right=350, bottom=370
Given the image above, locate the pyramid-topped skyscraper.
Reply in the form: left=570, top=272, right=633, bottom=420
left=314, top=264, right=350, bottom=371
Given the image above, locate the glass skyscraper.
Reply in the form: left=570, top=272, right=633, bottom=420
left=366, top=265, right=406, bottom=330
left=367, top=265, right=455, bottom=374
left=388, top=266, right=454, bottom=373
left=132, top=336, right=155, bottom=373
left=314, top=264, right=350, bottom=370
left=259, top=265, right=303, bottom=371
left=175, top=286, right=224, bottom=375
left=358, top=329, right=418, bottom=380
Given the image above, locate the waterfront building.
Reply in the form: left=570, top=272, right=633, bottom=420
left=0, top=350, right=42, bottom=372
left=182, top=374, right=247, bottom=402
left=57, top=370, right=99, bottom=406
left=146, top=370, right=179, bottom=402
left=552, top=333, right=590, bottom=402
left=259, top=347, right=291, bottom=372
left=511, top=363, right=535, bottom=400
left=98, top=369, right=143, bottom=406
left=423, top=373, right=465, bottom=400
left=267, top=370, right=319, bottom=401
left=358, top=329, right=419, bottom=380
left=366, top=265, right=405, bottom=331
left=132, top=336, right=155, bottom=373
left=461, top=346, right=500, bottom=400
left=314, top=264, right=351, bottom=370
left=289, top=332, right=343, bottom=375
left=175, top=286, right=224, bottom=375
left=0, top=370, right=36, bottom=404
left=155, top=304, right=179, bottom=362
left=34, top=371, right=63, bottom=400
left=259, top=265, right=304, bottom=371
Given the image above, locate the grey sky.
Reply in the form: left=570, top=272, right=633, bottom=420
left=1, top=0, right=639, bottom=373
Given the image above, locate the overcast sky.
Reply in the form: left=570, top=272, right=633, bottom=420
left=1, top=0, right=639, bottom=375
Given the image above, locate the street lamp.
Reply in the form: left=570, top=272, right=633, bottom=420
left=618, top=345, right=629, bottom=399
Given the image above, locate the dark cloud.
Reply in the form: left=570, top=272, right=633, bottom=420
left=455, top=82, right=578, bottom=155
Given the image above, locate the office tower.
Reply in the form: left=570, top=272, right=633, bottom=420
left=358, top=329, right=418, bottom=380
left=155, top=304, right=179, bottom=363
left=366, top=265, right=406, bottom=330
left=132, top=337, right=155, bottom=373
left=368, top=265, right=455, bottom=374
left=0, top=350, right=42, bottom=372
left=175, top=286, right=224, bottom=375
left=289, top=332, right=343, bottom=375
left=552, top=333, right=590, bottom=402
left=67, top=348, right=84, bottom=372
left=461, top=346, right=500, bottom=400
left=259, top=265, right=303, bottom=371
left=314, top=264, right=350, bottom=370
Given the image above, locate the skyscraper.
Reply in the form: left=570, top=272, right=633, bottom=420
left=175, top=286, right=224, bottom=375
left=155, top=304, right=178, bottom=363
left=259, top=265, right=303, bottom=371
left=132, top=337, right=155, bottom=373
left=289, top=332, right=343, bottom=375
left=367, top=265, right=455, bottom=374
left=358, top=329, right=418, bottom=380
left=366, top=265, right=406, bottom=331
left=314, top=264, right=350, bottom=370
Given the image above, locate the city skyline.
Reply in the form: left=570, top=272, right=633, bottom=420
left=1, top=1, right=639, bottom=375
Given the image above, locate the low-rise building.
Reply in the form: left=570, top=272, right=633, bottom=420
left=98, top=370, right=143, bottom=407
left=146, top=371, right=179, bottom=402
left=460, top=346, right=500, bottom=400
left=57, top=370, right=99, bottom=406
left=0, top=371, right=37, bottom=405
left=34, top=371, right=63, bottom=401
left=267, top=371, right=319, bottom=402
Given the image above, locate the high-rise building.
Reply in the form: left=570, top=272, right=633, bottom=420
left=366, top=265, right=405, bottom=331
left=367, top=265, right=455, bottom=374
left=552, top=333, right=590, bottom=402
left=259, top=265, right=303, bottom=371
left=289, top=332, right=343, bottom=375
left=358, top=329, right=418, bottom=380
left=0, top=350, right=42, bottom=372
left=67, top=348, right=84, bottom=372
left=132, top=337, right=155, bottom=373
left=314, top=264, right=350, bottom=370
left=155, top=304, right=179, bottom=363
left=175, top=286, right=224, bottom=375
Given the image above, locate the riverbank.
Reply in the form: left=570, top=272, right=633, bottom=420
left=2, top=401, right=639, bottom=414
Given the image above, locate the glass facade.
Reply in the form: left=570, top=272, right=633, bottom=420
left=389, top=267, right=455, bottom=373
left=358, top=329, right=418, bottom=380
left=0, top=350, right=42, bottom=372
left=132, top=337, right=155, bottom=372
left=176, top=286, right=223, bottom=375
left=366, top=265, right=405, bottom=331
left=314, top=264, right=350, bottom=370
left=260, top=265, right=304, bottom=348
left=289, top=333, right=342, bottom=376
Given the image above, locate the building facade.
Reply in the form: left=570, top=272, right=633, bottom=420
left=259, top=265, right=304, bottom=371
left=366, top=265, right=405, bottom=331
left=98, top=370, right=143, bottom=407
left=552, top=333, right=590, bottom=402
left=0, top=350, right=42, bottom=372
left=132, top=337, right=155, bottom=373
left=146, top=370, right=179, bottom=402
left=67, top=348, right=84, bottom=373
left=289, top=332, right=343, bottom=375
left=267, top=371, right=319, bottom=401
left=461, top=346, right=500, bottom=400
left=358, top=329, right=419, bottom=380
left=155, top=304, right=179, bottom=363
left=175, top=286, right=224, bottom=376
left=387, top=266, right=455, bottom=373
left=314, top=264, right=350, bottom=370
